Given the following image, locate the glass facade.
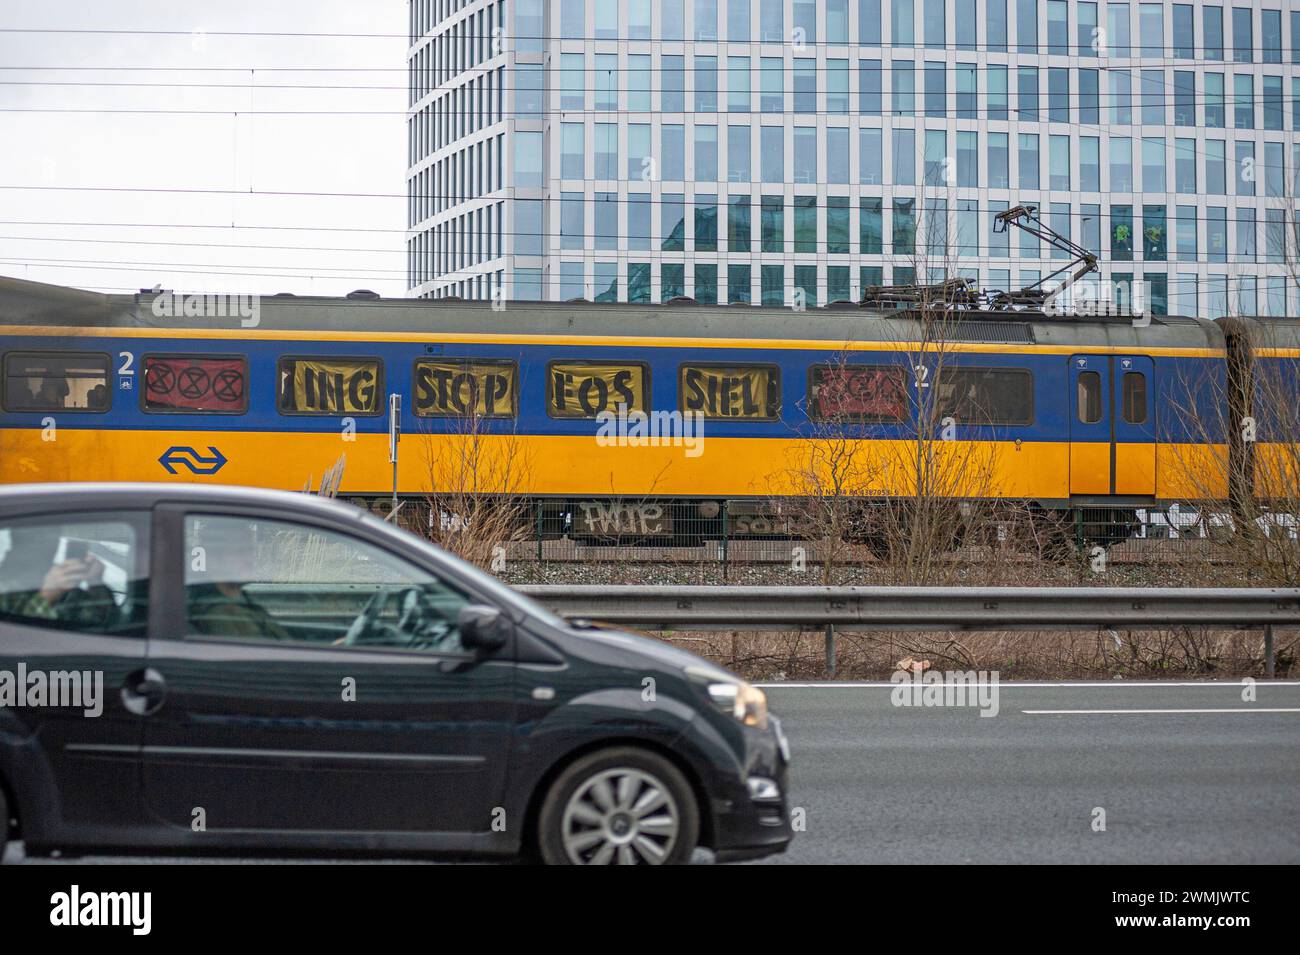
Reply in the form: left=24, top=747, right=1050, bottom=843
left=408, top=0, right=1300, bottom=316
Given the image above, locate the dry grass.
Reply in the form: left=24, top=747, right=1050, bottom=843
left=653, top=627, right=1294, bottom=682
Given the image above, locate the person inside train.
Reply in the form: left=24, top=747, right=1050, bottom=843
left=36, top=377, right=71, bottom=410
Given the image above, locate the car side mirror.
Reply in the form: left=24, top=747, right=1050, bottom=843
left=458, top=604, right=508, bottom=652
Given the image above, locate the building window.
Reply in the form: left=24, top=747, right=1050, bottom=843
left=794, top=266, right=818, bottom=308
left=761, top=196, right=784, bottom=252
left=695, top=264, right=718, bottom=304
left=661, top=264, right=685, bottom=301
left=793, top=127, right=817, bottom=183
left=1080, top=137, right=1100, bottom=191
left=560, top=193, right=584, bottom=251
left=727, top=124, right=751, bottom=182
left=860, top=128, right=883, bottom=184
left=892, top=198, right=916, bottom=254
left=761, top=265, right=784, bottom=306
left=860, top=60, right=882, bottom=115
left=728, top=196, right=752, bottom=253
left=728, top=264, right=751, bottom=304
left=761, top=126, right=784, bottom=183
left=662, top=56, right=685, bottom=112
left=827, top=266, right=850, bottom=302
left=860, top=198, right=883, bottom=254
left=628, top=263, right=651, bottom=303
left=794, top=197, right=817, bottom=254
left=728, top=56, right=751, bottom=112
left=695, top=56, right=718, bottom=112
left=696, top=197, right=719, bottom=252
left=662, top=195, right=686, bottom=252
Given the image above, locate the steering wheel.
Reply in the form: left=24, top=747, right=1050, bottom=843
left=396, top=587, right=428, bottom=634
left=341, top=590, right=391, bottom=647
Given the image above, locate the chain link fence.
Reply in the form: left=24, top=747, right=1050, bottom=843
left=352, top=496, right=1298, bottom=588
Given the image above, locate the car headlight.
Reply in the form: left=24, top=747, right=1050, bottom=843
left=688, top=668, right=768, bottom=729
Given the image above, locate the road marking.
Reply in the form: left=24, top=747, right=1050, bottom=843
left=1022, top=707, right=1300, bottom=715
left=759, top=681, right=1300, bottom=689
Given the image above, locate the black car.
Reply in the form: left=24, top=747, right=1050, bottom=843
left=0, top=483, right=791, bottom=864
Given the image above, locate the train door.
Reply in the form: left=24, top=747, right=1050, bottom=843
left=1112, top=355, right=1156, bottom=495
left=1068, top=355, right=1156, bottom=497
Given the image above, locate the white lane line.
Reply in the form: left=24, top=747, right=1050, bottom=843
left=758, top=681, right=1300, bottom=689
left=1022, top=707, right=1300, bottom=715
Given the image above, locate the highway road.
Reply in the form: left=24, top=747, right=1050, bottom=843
left=758, top=680, right=1300, bottom=864
left=5, top=680, right=1298, bottom=865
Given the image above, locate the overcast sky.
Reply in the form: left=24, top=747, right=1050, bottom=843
left=0, top=0, right=408, bottom=297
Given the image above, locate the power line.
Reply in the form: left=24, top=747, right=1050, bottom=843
left=2, top=257, right=1285, bottom=291
left=0, top=234, right=404, bottom=255
left=0, top=255, right=407, bottom=275
left=0, top=219, right=412, bottom=234
left=2, top=24, right=1297, bottom=59
left=1, top=184, right=1295, bottom=221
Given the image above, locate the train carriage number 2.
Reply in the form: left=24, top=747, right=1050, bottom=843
left=118, top=351, right=135, bottom=391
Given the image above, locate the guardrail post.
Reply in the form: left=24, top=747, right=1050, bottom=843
left=721, top=500, right=729, bottom=581
left=535, top=501, right=543, bottom=563
left=1265, top=624, right=1275, bottom=678
left=824, top=623, right=836, bottom=679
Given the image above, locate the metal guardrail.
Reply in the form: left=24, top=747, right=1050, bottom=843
left=518, top=585, right=1300, bottom=677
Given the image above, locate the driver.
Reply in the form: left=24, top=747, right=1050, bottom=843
left=187, top=520, right=291, bottom=641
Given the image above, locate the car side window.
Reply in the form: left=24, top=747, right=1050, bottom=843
left=0, top=513, right=149, bottom=635
left=183, top=514, right=471, bottom=654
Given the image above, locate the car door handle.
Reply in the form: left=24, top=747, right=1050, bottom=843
left=121, top=667, right=167, bottom=716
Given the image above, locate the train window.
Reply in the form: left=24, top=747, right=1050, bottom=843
left=808, top=364, right=908, bottom=423
left=935, top=367, right=1033, bottom=426
left=1077, top=371, right=1103, bottom=424
left=414, top=359, right=517, bottom=418
left=679, top=364, right=781, bottom=420
left=142, top=354, right=248, bottom=414
left=2, top=352, right=110, bottom=413
left=1122, top=372, right=1147, bottom=424
left=277, top=357, right=382, bottom=416
left=546, top=361, right=649, bottom=419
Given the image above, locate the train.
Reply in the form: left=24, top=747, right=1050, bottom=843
left=1, top=274, right=1296, bottom=548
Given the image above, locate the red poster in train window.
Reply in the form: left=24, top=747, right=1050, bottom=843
left=143, top=355, right=247, bottom=413
left=812, top=365, right=907, bottom=423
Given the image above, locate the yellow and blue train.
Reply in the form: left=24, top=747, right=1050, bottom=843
left=1, top=275, right=1296, bottom=544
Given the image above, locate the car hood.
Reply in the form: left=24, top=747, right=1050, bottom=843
left=562, top=624, right=740, bottom=682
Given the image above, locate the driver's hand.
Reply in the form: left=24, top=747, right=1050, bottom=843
left=38, top=560, right=92, bottom=604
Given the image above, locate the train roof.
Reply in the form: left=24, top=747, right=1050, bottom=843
left=0, top=273, right=1235, bottom=352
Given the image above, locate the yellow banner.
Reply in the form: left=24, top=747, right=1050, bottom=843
left=680, top=365, right=779, bottom=419
left=284, top=359, right=380, bottom=414
left=414, top=360, right=516, bottom=417
left=548, top=363, right=647, bottom=418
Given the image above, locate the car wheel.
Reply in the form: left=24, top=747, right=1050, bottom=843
left=538, top=747, right=699, bottom=865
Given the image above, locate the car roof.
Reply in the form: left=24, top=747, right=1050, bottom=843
left=0, top=482, right=368, bottom=521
